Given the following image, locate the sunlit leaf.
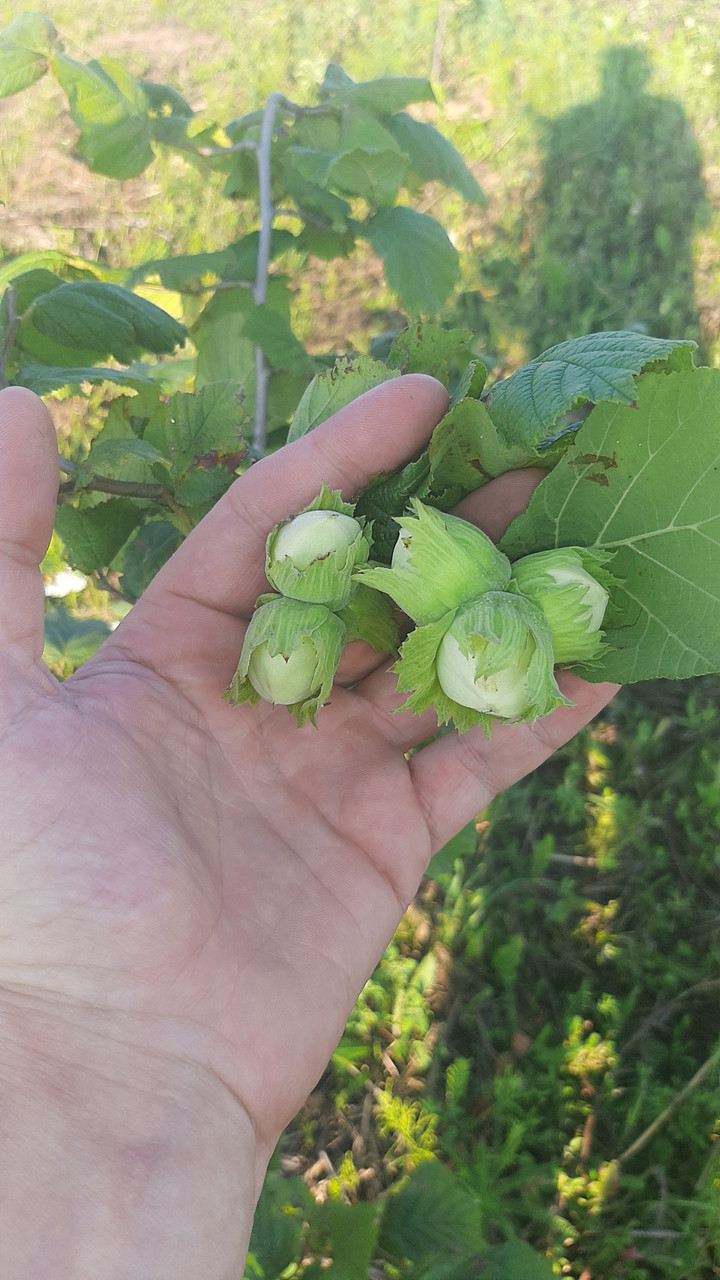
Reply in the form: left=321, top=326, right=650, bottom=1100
left=501, top=369, right=720, bottom=682
left=0, top=12, right=57, bottom=97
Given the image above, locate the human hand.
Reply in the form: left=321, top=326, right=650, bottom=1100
left=0, top=379, right=617, bottom=1276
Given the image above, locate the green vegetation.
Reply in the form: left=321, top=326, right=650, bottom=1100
left=1, top=0, right=718, bottom=364
left=1, top=1, right=719, bottom=1274
left=257, top=679, right=720, bottom=1277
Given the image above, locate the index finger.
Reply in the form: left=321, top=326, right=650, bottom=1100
left=95, top=375, right=449, bottom=683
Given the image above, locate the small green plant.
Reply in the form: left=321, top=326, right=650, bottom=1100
left=376, top=1085, right=439, bottom=1173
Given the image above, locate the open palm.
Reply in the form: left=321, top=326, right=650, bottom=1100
left=0, top=379, right=617, bottom=1178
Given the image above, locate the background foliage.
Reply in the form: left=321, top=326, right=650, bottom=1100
left=1, top=1, right=719, bottom=1276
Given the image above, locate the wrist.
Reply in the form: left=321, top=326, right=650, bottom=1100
left=0, top=990, right=259, bottom=1279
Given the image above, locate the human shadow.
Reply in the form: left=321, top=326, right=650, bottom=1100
left=461, top=46, right=709, bottom=363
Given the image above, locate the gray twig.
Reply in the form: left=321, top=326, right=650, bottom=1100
left=251, top=91, right=284, bottom=458
left=431, top=0, right=450, bottom=83
left=617, top=1041, right=720, bottom=1166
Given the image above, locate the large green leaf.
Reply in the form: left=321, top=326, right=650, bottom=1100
left=173, top=466, right=234, bottom=510
left=16, top=364, right=159, bottom=395
left=385, top=113, right=486, bottom=205
left=127, top=247, right=246, bottom=292
left=290, top=112, right=342, bottom=154
left=55, top=499, right=146, bottom=574
left=2, top=267, right=65, bottom=313
left=4, top=269, right=95, bottom=367
left=140, top=79, right=194, bottom=120
left=126, top=231, right=297, bottom=291
left=192, top=277, right=293, bottom=387
left=192, top=287, right=257, bottom=391
left=0, top=254, right=123, bottom=291
left=355, top=392, right=541, bottom=563
left=0, top=13, right=57, bottom=97
left=143, top=382, right=246, bottom=474
left=425, top=398, right=534, bottom=507
left=29, top=282, right=187, bottom=363
left=282, top=159, right=351, bottom=232
left=377, top=1161, right=484, bottom=1279
left=2, top=273, right=90, bottom=368
left=322, top=69, right=435, bottom=114
left=311, top=1201, right=378, bottom=1279
left=0, top=252, right=68, bottom=290
left=286, top=146, right=335, bottom=188
left=500, top=369, right=720, bottom=683
left=1, top=262, right=125, bottom=366
left=483, top=330, right=696, bottom=449
left=286, top=356, right=399, bottom=443
left=245, top=1172, right=307, bottom=1280
left=43, top=604, right=111, bottom=670
left=483, top=1237, right=556, bottom=1280
left=318, top=63, right=356, bottom=100
left=363, top=208, right=460, bottom=315
left=425, top=820, right=478, bottom=880
left=242, top=303, right=314, bottom=376
left=80, top=437, right=170, bottom=486
left=386, top=322, right=474, bottom=383
left=118, top=520, right=184, bottom=600
left=339, top=106, right=405, bottom=155
left=52, top=52, right=154, bottom=178
left=327, top=148, right=407, bottom=206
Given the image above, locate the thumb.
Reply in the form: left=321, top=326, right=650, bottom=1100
left=0, top=387, right=59, bottom=665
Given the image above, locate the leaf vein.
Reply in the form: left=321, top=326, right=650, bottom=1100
left=618, top=584, right=709, bottom=664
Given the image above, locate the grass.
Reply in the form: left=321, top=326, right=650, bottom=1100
left=283, top=682, right=720, bottom=1276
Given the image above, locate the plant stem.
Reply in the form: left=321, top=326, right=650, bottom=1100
left=251, top=91, right=284, bottom=459
left=95, top=570, right=133, bottom=604
left=619, top=978, right=720, bottom=1059
left=58, top=473, right=169, bottom=501
left=431, top=0, right=451, bottom=83
left=616, top=1040, right=720, bottom=1166
left=58, top=458, right=175, bottom=505
left=164, top=92, right=334, bottom=457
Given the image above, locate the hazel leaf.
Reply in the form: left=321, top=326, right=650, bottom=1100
left=500, top=369, right=720, bottom=683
